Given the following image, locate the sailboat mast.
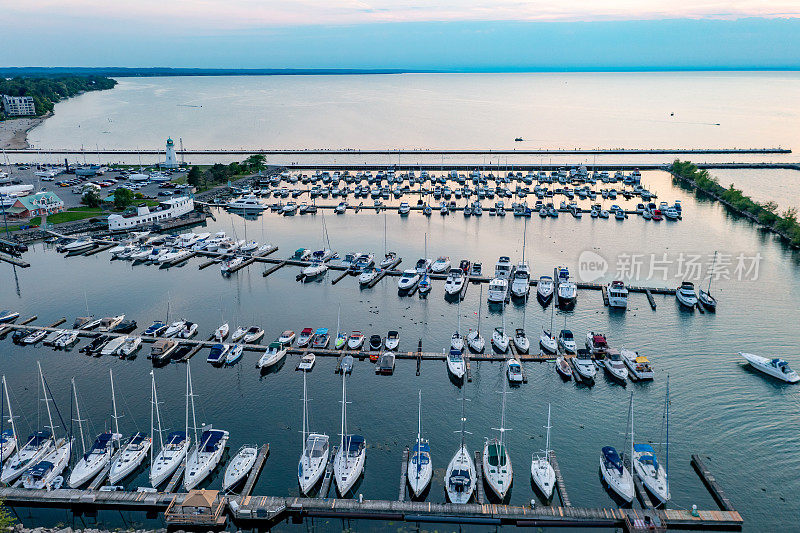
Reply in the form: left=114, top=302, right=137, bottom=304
left=184, top=364, right=190, bottom=445
left=336, top=304, right=341, bottom=340
left=339, top=374, right=346, bottom=450
left=71, top=378, right=86, bottom=456
left=477, top=285, right=482, bottom=330
left=629, top=392, right=634, bottom=471
left=38, top=362, right=56, bottom=442
left=2, top=376, right=17, bottom=451
left=459, top=382, right=467, bottom=449
left=499, top=380, right=507, bottom=448
left=457, top=298, right=461, bottom=335
left=383, top=212, right=387, bottom=255
left=187, top=362, right=198, bottom=444
left=544, top=403, right=552, bottom=457
left=110, top=369, right=120, bottom=435
left=302, top=371, right=308, bottom=454
left=708, top=251, right=717, bottom=293
left=665, top=376, right=670, bottom=494
left=522, top=218, right=527, bottom=264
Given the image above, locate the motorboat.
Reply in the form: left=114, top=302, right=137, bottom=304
left=258, top=342, right=287, bottom=369
left=311, top=328, right=330, bottom=349
left=492, top=327, right=510, bottom=353
left=415, top=258, right=431, bottom=274
left=230, top=325, right=248, bottom=342
left=54, top=330, right=79, bottom=349
left=108, top=432, right=152, bottom=484
left=69, top=432, right=116, bottom=488
left=225, top=344, right=244, bottom=364
left=368, top=334, right=383, bottom=352
left=556, top=267, right=577, bottom=308
left=297, top=327, right=314, bottom=347
left=358, top=266, right=380, bottom=285
left=334, top=374, right=366, bottom=496
left=586, top=332, right=609, bottom=356
left=97, top=315, right=125, bottom=332
left=302, top=259, right=328, bottom=279
left=110, top=320, right=137, bottom=334
left=163, top=320, right=187, bottom=338
left=398, top=269, right=420, bottom=291
left=511, top=263, right=530, bottom=298
left=21, top=329, right=48, bottom=345
left=184, top=428, right=229, bottom=490
left=600, top=445, right=634, bottom=503
left=243, top=326, right=265, bottom=344
left=297, top=353, right=316, bottom=371
left=603, top=350, right=629, bottom=383
left=380, top=252, right=397, bottom=268
left=446, top=388, right=475, bottom=504
left=298, top=372, right=330, bottom=494
left=470, top=262, right=482, bottom=277
left=444, top=269, right=465, bottom=296
left=398, top=202, right=411, bottom=215
left=555, top=356, right=572, bottom=379
left=278, top=330, right=296, bottom=346
left=347, top=331, right=365, bottom=350
left=221, top=256, right=244, bottom=274
left=539, top=327, right=557, bottom=354
left=676, top=281, right=698, bottom=307
left=487, top=277, right=508, bottom=303
left=227, top=194, right=266, bottom=211
left=530, top=405, right=556, bottom=500
left=177, top=321, right=198, bottom=339
left=62, top=238, right=94, bottom=253
left=214, top=323, right=230, bottom=342
left=573, top=349, right=597, bottom=381
left=100, top=336, right=127, bottom=356
left=740, top=352, right=800, bottom=383
left=407, top=392, right=432, bottom=498
left=506, top=359, right=523, bottom=383
left=536, top=276, right=554, bottom=304
left=151, top=339, right=178, bottom=362
left=431, top=256, right=451, bottom=273
left=556, top=329, right=576, bottom=353
left=513, top=328, right=529, bottom=353
left=418, top=274, right=431, bottom=296
left=446, top=349, right=466, bottom=380
left=117, top=336, right=142, bottom=357
left=621, top=349, right=655, bottom=380
left=0, top=309, right=20, bottom=323
left=377, top=352, right=396, bottom=374
left=144, top=321, right=168, bottom=337
left=385, top=330, right=400, bottom=350
left=223, top=446, right=259, bottom=491
left=607, top=280, right=628, bottom=309
left=206, top=343, right=230, bottom=365
left=21, top=437, right=72, bottom=490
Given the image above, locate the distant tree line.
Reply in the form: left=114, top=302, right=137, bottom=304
left=187, top=154, right=266, bottom=188
left=671, top=160, right=799, bottom=247
left=0, top=76, right=117, bottom=117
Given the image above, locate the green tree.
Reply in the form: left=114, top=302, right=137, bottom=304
left=244, top=154, right=266, bottom=172
left=187, top=166, right=203, bottom=187
left=207, top=163, right=231, bottom=184
left=82, top=189, right=102, bottom=208
left=113, top=187, right=135, bottom=209
left=0, top=500, right=15, bottom=529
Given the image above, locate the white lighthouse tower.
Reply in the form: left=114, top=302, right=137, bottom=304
left=162, top=137, right=179, bottom=169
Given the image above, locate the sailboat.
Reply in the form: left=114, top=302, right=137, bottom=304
left=699, top=251, right=718, bottom=311
left=379, top=211, right=397, bottom=268
left=539, top=295, right=557, bottom=354
left=407, top=390, right=432, bottom=498
left=68, top=375, right=119, bottom=488
left=109, top=369, right=152, bottom=485
left=334, top=304, right=346, bottom=349
left=467, top=285, right=485, bottom=353
left=21, top=363, right=73, bottom=490
left=1, top=373, right=53, bottom=484
left=513, top=307, right=530, bottom=353
left=450, top=298, right=464, bottom=352
left=445, top=381, right=475, bottom=503
left=483, top=379, right=513, bottom=500
left=511, top=218, right=531, bottom=299
left=334, top=371, right=365, bottom=496
left=633, top=377, right=671, bottom=505
left=599, top=392, right=635, bottom=503
left=298, top=370, right=330, bottom=494
left=491, top=299, right=510, bottom=353
left=184, top=362, right=229, bottom=490
left=530, top=404, right=556, bottom=500
left=1, top=376, right=18, bottom=464
left=150, top=368, right=191, bottom=487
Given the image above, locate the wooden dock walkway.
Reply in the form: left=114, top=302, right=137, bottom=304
left=644, top=288, right=657, bottom=309
left=0, top=252, right=30, bottom=268
left=691, top=454, right=735, bottom=511
left=262, top=260, right=287, bottom=277
left=241, top=444, right=270, bottom=498
left=87, top=448, right=122, bottom=491
left=632, top=472, right=653, bottom=509
left=0, top=315, right=37, bottom=337
left=398, top=447, right=409, bottom=502
left=317, top=445, right=338, bottom=499
left=473, top=449, right=485, bottom=504
left=549, top=450, right=571, bottom=507
left=367, top=258, right=402, bottom=288
left=165, top=461, right=186, bottom=493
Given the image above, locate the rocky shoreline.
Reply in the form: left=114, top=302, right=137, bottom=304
left=0, top=112, right=52, bottom=150
left=6, top=527, right=192, bottom=533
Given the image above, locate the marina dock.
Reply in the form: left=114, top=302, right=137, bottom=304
left=240, top=444, right=270, bottom=498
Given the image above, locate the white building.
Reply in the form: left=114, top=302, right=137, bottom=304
left=161, top=138, right=179, bottom=169
left=2, top=95, right=36, bottom=116
left=107, top=196, right=194, bottom=231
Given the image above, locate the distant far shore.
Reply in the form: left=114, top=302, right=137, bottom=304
left=0, top=112, right=52, bottom=150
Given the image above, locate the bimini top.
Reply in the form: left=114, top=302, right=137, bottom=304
left=200, top=430, right=226, bottom=452
left=0, top=429, right=13, bottom=442
left=26, top=430, right=52, bottom=446
left=560, top=330, right=574, bottom=339
left=89, top=432, right=114, bottom=453
left=167, top=431, right=187, bottom=446
left=26, top=461, right=55, bottom=478
left=344, top=434, right=365, bottom=454
left=602, top=446, right=624, bottom=474
left=634, top=444, right=659, bottom=470
left=315, top=328, right=328, bottom=335
left=412, top=441, right=430, bottom=456
left=129, top=433, right=148, bottom=446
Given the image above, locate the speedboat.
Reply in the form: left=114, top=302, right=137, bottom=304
left=539, top=327, right=557, bottom=354
left=740, top=352, right=800, bottom=383
left=297, top=327, right=314, bottom=347
left=206, top=343, right=230, bottom=365
left=621, top=349, right=655, bottom=380
left=487, top=277, right=508, bottom=303
left=347, top=331, right=365, bottom=350
left=150, top=431, right=190, bottom=487
left=573, top=349, right=597, bottom=381
left=380, top=252, right=397, bottom=268
left=144, top=321, right=168, bottom=337
left=297, top=353, right=316, bottom=372
left=467, top=329, right=485, bottom=353
left=376, top=352, right=396, bottom=374
left=223, top=446, right=258, bottom=491
left=633, top=444, right=670, bottom=505
left=257, top=342, right=287, bottom=369
left=555, top=356, right=573, bottom=379
left=54, top=330, right=79, bottom=349
left=226, top=344, right=244, bottom=364
left=607, top=280, right=628, bottom=309
left=398, top=269, right=420, bottom=291
left=431, top=256, right=451, bottom=273
left=278, top=330, right=296, bottom=346
left=0, top=309, right=20, bottom=323
left=444, top=269, right=465, bottom=296
left=243, top=326, right=264, bottom=344
left=385, top=330, right=400, bottom=350
left=177, top=321, right=198, bottom=339
left=69, top=432, right=117, bottom=488
left=97, top=315, right=125, bottom=332
left=359, top=266, right=379, bottom=285
left=184, top=428, right=229, bottom=490
left=100, top=336, right=127, bottom=356
left=513, top=328, right=529, bottom=353
left=21, top=438, right=72, bottom=490
left=415, top=258, right=431, bottom=273
left=230, top=325, right=248, bottom=342
left=492, top=327, right=509, bottom=353
left=600, top=446, right=634, bottom=503
left=506, top=359, right=523, bottom=383
left=418, top=274, right=431, bottom=295
left=586, top=332, right=609, bottom=356
left=398, top=202, right=411, bottom=215
left=556, top=267, right=577, bottom=308
left=311, top=328, right=330, bottom=349
left=220, top=256, right=244, bottom=274
left=369, top=334, right=382, bottom=352
left=108, top=432, right=152, bottom=484
left=117, top=336, right=142, bottom=358
left=1, top=431, right=53, bottom=484
left=511, top=263, right=530, bottom=298
left=446, top=349, right=466, bottom=380
left=163, top=320, right=187, bottom=338
left=214, top=323, right=230, bottom=342
left=21, top=329, right=48, bottom=345
left=62, top=238, right=94, bottom=253
left=536, top=276, right=554, bottom=304
left=302, top=259, right=328, bottom=279
left=676, top=281, right=698, bottom=308
left=603, top=350, right=629, bottom=383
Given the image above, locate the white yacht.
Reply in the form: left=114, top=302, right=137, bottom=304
left=573, top=349, right=598, bottom=381
left=634, top=381, right=671, bottom=505
left=675, top=281, right=698, bottom=307
left=445, top=386, right=475, bottom=504
left=487, top=277, right=508, bottom=303
left=446, top=349, right=466, bottom=380
left=506, top=359, right=523, bottom=383
left=69, top=375, right=120, bottom=488
left=407, top=391, right=432, bottom=498
left=494, top=256, right=513, bottom=280
left=431, top=256, right=451, bottom=273
left=556, top=267, right=577, bottom=308
left=334, top=374, right=366, bottom=496
left=557, top=330, right=577, bottom=354
left=513, top=328, right=530, bottom=354
left=483, top=382, right=513, bottom=500
left=510, top=262, right=530, bottom=298
left=398, top=269, right=420, bottom=291
left=607, top=280, right=628, bottom=309
left=227, top=194, right=266, bottom=211
left=298, top=372, right=330, bottom=494
left=536, top=276, right=554, bottom=304
left=223, top=446, right=259, bottom=491
left=302, top=259, right=328, bottom=279
left=21, top=437, right=72, bottom=490
left=530, top=405, right=556, bottom=500
left=600, top=396, right=635, bottom=503
left=740, top=352, right=800, bottom=383
left=444, top=269, right=465, bottom=296
left=1, top=429, right=53, bottom=484
left=539, top=327, right=557, bottom=354
left=258, top=342, right=288, bottom=369
left=150, top=368, right=191, bottom=487
left=184, top=428, right=229, bottom=490
left=603, top=350, right=629, bottom=383
left=109, top=431, right=152, bottom=485
left=621, top=349, right=655, bottom=380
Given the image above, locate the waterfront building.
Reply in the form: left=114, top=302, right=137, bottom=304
left=107, top=196, right=194, bottom=230
left=161, top=138, right=179, bottom=169
left=6, top=191, right=64, bottom=218
left=2, top=95, right=36, bottom=116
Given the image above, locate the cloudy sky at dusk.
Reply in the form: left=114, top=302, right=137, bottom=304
left=2, top=1, right=799, bottom=68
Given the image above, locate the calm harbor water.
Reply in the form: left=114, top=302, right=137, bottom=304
left=1, top=169, right=799, bottom=531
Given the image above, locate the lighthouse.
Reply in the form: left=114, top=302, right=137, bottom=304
left=163, top=137, right=179, bottom=169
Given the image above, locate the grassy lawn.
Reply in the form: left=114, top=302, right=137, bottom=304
left=44, top=208, right=103, bottom=225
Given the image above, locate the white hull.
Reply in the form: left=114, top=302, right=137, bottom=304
left=150, top=440, right=191, bottom=487
left=223, top=446, right=258, bottom=491
left=483, top=442, right=513, bottom=499
left=513, top=336, right=529, bottom=353
left=407, top=448, right=433, bottom=498
left=109, top=435, right=152, bottom=485
left=741, top=352, right=800, bottom=383
left=334, top=446, right=366, bottom=496
left=257, top=348, right=287, bottom=369
left=1, top=440, right=53, bottom=484
left=467, top=331, right=485, bottom=353
left=633, top=452, right=670, bottom=504
left=445, top=445, right=475, bottom=504
left=600, top=459, right=635, bottom=502
left=69, top=447, right=113, bottom=488
left=299, top=436, right=330, bottom=495
left=492, top=333, right=509, bottom=353
left=447, top=357, right=466, bottom=379
left=184, top=431, right=229, bottom=491
left=22, top=440, right=72, bottom=490
left=531, top=457, right=556, bottom=500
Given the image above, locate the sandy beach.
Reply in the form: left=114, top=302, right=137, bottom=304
left=0, top=112, right=51, bottom=149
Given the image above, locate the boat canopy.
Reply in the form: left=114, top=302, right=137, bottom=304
left=345, top=435, right=365, bottom=454
left=268, top=342, right=283, bottom=350
left=0, top=429, right=14, bottom=442
left=592, top=334, right=608, bottom=346
left=634, top=356, right=650, bottom=364
left=561, top=330, right=574, bottom=339
left=300, top=328, right=313, bottom=335
left=167, top=431, right=187, bottom=445
left=129, top=433, right=148, bottom=446
left=412, top=442, right=430, bottom=455
left=602, top=446, right=624, bottom=474
left=89, top=432, right=114, bottom=453
left=200, top=430, right=225, bottom=452
left=26, top=431, right=52, bottom=446
left=448, top=469, right=472, bottom=491
left=305, top=434, right=329, bottom=458
left=487, top=442, right=507, bottom=467
left=315, top=328, right=328, bottom=335
left=26, top=461, right=54, bottom=478
left=634, top=444, right=659, bottom=470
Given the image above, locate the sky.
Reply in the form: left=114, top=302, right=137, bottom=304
left=2, top=1, right=800, bottom=69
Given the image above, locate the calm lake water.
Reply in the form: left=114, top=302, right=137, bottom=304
left=1, top=168, right=799, bottom=531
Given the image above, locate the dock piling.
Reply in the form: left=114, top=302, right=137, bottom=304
left=398, top=447, right=409, bottom=501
